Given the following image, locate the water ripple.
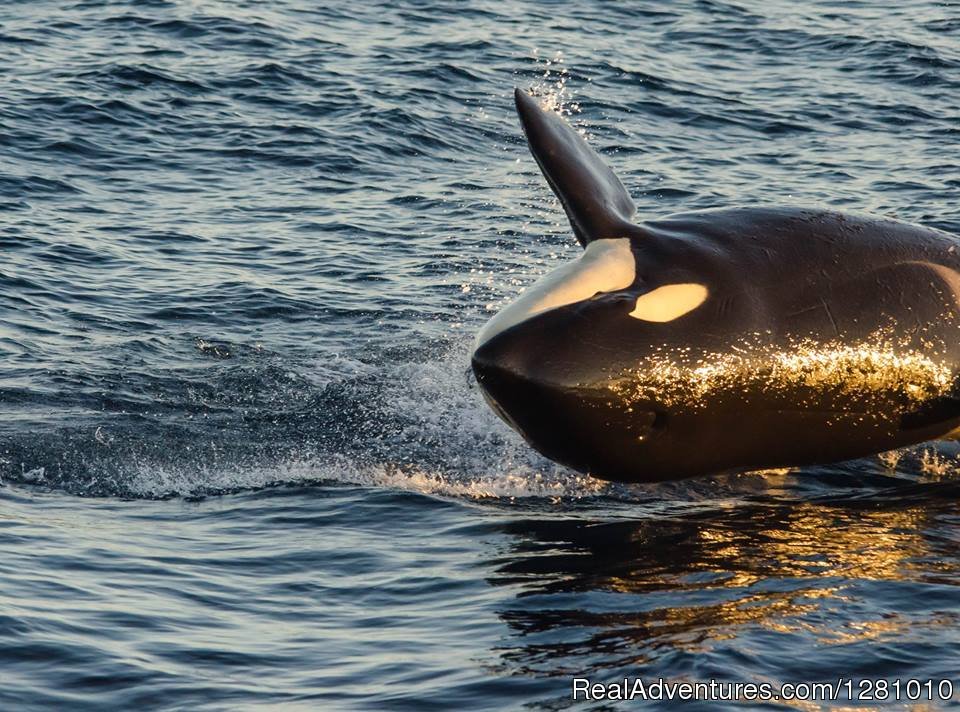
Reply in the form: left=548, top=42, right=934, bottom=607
left=1, top=0, right=959, bottom=708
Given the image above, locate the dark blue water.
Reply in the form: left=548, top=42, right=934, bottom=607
left=2, top=0, right=959, bottom=708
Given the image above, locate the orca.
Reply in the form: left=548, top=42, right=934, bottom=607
left=471, top=88, right=960, bottom=483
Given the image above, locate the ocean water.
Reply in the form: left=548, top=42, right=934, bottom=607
left=1, top=0, right=959, bottom=708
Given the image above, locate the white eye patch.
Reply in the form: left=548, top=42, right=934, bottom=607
left=629, top=283, right=709, bottom=322
left=475, top=238, right=636, bottom=348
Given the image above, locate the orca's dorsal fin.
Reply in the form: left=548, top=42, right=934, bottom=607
left=514, top=88, right=637, bottom=247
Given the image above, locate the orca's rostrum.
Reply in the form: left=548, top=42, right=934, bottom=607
left=471, top=88, right=960, bottom=483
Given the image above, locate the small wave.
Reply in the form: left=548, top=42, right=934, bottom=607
left=0, top=339, right=571, bottom=499
left=110, top=456, right=610, bottom=502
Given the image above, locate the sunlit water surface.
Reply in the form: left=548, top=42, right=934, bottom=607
left=1, top=0, right=959, bottom=708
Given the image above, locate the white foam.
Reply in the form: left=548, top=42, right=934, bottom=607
left=110, top=339, right=612, bottom=502
left=116, top=438, right=610, bottom=503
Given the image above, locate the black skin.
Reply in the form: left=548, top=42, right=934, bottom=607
left=473, top=206, right=960, bottom=482
left=471, top=90, right=960, bottom=483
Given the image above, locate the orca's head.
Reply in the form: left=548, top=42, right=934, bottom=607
left=471, top=235, right=713, bottom=481
left=470, top=89, right=720, bottom=481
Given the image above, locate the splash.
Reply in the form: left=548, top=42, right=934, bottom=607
left=1, top=338, right=612, bottom=502
left=918, top=448, right=956, bottom=481
left=109, top=432, right=613, bottom=503
left=113, top=455, right=610, bottom=502
left=877, top=449, right=903, bottom=470
left=526, top=49, right=582, bottom=119
left=329, top=458, right=610, bottom=502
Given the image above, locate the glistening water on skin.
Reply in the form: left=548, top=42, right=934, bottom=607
left=472, top=89, right=960, bottom=483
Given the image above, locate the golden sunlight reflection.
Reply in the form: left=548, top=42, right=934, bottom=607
left=612, top=331, right=954, bottom=413
left=490, top=494, right=959, bottom=675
